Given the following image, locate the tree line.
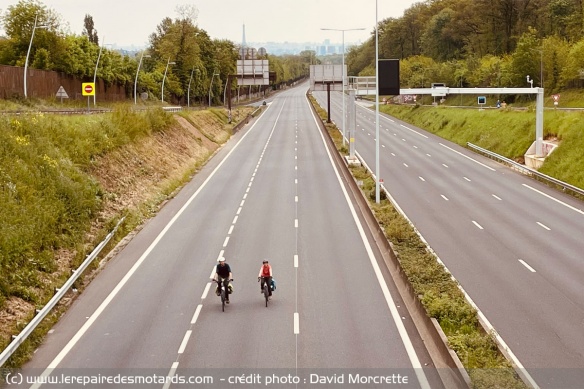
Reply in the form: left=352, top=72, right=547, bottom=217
left=347, top=0, right=584, bottom=94
left=0, top=0, right=310, bottom=104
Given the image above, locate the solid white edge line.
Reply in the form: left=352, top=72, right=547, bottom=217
left=294, top=312, right=299, bottom=334
left=440, top=143, right=496, bottom=171
left=523, top=184, right=584, bottom=216
left=519, top=259, right=537, bottom=273
left=307, top=98, right=430, bottom=389
left=191, top=304, right=203, bottom=324
left=178, top=330, right=192, bottom=354
left=399, top=124, right=429, bottom=138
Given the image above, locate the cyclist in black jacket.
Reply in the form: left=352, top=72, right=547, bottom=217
left=214, top=257, right=233, bottom=303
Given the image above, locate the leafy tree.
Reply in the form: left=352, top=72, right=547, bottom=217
left=31, top=47, right=51, bottom=69
left=82, top=14, right=98, bottom=45
left=560, top=38, right=584, bottom=88
left=0, top=0, right=60, bottom=65
left=510, top=28, right=542, bottom=87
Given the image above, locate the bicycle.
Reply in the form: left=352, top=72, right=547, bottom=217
left=213, top=278, right=233, bottom=312
left=259, top=276, right=272, bottom=307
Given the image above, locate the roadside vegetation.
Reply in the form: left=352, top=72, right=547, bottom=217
left=308, top=94, right=528, bottom=389
left=379, top=102, right=584, bottom=191
left=0, top=102, right=251, bottom=366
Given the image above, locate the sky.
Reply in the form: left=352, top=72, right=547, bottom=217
left=1, top=0, right=420, bottom=48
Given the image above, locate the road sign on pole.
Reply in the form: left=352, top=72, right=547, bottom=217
left=82, top=83, right=95, bottom=96
left=55, top=86, right=69, bottom=103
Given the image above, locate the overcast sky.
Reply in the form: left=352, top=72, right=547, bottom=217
left=1, top=0, right=420, bottom=47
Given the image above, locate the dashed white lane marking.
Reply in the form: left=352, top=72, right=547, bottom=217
left=201, top=282, right=211, bottom=300
left=403, top=163, right=409, bottom=168
left=161, top=362, right=179, bottom=389
left=294, top=312, right=300, bottom=334
left=191, top=304, right=202, bottom=324
left=228, top=225, right=234, bottom=235
left=472, top=220, right=484, bottom=230
left=464, top=177, right=471, bottom=182
left=492, top=194, right=502, bottom=201
left=442, top=164, right=449, bottom=168
left=294, top=255, right=298, bottom=268
left=537, top=222, right=551, bottom=231
left=178, top=330, right=192, bottom=354
left=295, top=219, right=298, bottom=228
left=441, top=195, right=449, bottom=201
left=222, top=237, right=229, bottom=247
left=419, top=177, right=425, bottom=182
left=519, top=259, right=537, bottom=273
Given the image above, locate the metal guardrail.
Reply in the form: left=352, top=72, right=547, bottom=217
left=161, top=106, right=182, bottom=112
left=0, top=217, right=125, bottom=367
left=467, top=142, right=584, bottom=197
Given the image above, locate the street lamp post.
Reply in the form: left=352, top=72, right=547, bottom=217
left=92, top=39, right=111, bottom=106
left=187, top=68, right=199, bottom=108
left=321, top=27, right=365, bottom=149
left=161, top=58, right=175, bottom=103
left=134, top=52, right=150, bottom=105
left=24, top=15, right=47, bottom=98
left=209, top=71, right=219, bottom=107
left=375, top=0, right=380, bottom=203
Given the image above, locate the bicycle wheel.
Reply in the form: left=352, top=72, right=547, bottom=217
left=263, top=282, right=269, bottom=307
left=221, top=288, right=225, bottom=312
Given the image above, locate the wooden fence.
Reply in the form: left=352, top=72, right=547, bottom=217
left=0, top=64, right=127, bottom=101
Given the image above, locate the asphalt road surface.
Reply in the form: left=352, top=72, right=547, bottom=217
left=313, top=90, right=584, bottom=389
left=18, top=84, right=449, bottom=389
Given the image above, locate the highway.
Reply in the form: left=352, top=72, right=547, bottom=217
left=20, top=84, right=447, bottom=388
left=313, top=90, right=584, bottom=388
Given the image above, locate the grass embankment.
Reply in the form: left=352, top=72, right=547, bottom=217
left=308, top=95, right=526, bottom=389
left=379, top=104, right=584, bottom=190
left=0, top=104, right=251, bottom=366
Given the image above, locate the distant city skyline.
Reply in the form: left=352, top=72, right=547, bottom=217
left=1, top=0, right=419, bottom=48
